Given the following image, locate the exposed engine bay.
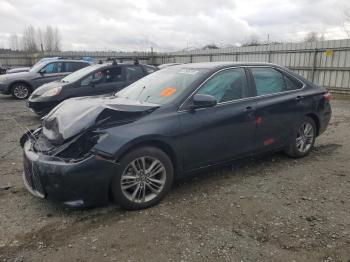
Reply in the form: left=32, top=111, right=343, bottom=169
left=21, top=96, right=159, bottom=162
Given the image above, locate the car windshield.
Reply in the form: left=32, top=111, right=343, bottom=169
left=116, top=66, right=208, bottom=105
left=60, top=64, right=104, bottom=83
left=29, top=61, right=49, bottom=73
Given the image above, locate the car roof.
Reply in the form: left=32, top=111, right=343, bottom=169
left=176, top=62, right=281, bottom=70
left=50, top=59, right=90, bottom=63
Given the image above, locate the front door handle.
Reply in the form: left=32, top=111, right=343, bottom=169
left=296, top=95, right=304, bottom=100
left=245, top=106, right=255, bottom=112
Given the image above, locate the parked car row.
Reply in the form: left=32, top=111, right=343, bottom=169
left=19, top=61, right=332, bottom=210
left=27, top=60, right=158, bottom=115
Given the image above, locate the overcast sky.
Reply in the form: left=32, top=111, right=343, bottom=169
left=0, top=0, right=349, bottom=51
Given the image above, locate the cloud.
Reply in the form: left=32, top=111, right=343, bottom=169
left=0, top=0, right=348, bottom=51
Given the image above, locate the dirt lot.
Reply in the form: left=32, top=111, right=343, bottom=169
left=0, top=94, right=349, bottom=262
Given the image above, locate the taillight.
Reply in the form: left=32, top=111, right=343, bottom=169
left=323, top=92, right=331, bottom=102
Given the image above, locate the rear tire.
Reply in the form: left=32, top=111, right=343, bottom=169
left=111, top=146, right=174, bottom=210
left=285, top=116, right=316, bottom=158
left=11, top=83, right=31, bottom=99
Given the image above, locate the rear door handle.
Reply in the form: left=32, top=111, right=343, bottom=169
left=296, top=95, right=304, bottom=100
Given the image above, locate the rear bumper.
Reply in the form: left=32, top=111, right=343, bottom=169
left=22, top=136, right=120, bottom=208
left=318, top=102, right=332, bottom=135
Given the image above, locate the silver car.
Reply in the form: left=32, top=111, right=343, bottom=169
left=0, top=59, right=90, bottom=99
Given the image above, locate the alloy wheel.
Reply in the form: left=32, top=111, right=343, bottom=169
left=13, top=85, right=29, bottom=99
left=121, top=156, right=166, bottom=203
left=296, top=122, right=314, bottom=153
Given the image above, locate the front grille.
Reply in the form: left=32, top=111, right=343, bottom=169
left=23, top=155, right=45, bottom=197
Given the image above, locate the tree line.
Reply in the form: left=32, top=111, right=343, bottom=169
left=9, top=25, right=61, bottom=53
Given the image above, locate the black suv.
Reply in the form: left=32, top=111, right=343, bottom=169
left=0, top=59, right=90, bottom=99
left=27, top=60, right=158, bottom=115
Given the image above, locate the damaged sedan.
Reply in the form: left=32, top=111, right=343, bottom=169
left=21, top=62, right=332, bottom=210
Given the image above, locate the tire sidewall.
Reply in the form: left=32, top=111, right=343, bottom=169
left=11, top=83, right=30, bottom=99
left=112, top=146, right=174, bottom=210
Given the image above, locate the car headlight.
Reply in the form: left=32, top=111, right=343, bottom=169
left=0, top=76, right=8, bottom=83
left=41, top=86, right=62, bottom=97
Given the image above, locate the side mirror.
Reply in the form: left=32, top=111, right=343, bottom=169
left=191, top=94, right=217, bottom=109
left=39, top=69, right=46, bottom=74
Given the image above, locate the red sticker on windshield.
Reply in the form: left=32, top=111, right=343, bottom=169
left=160, top=87, right=177, bottom=97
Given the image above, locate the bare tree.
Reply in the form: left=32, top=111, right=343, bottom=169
left=44, top=25, right=55, bottom=51
left=36, top=28, right=44, bottom=52
left=241, top=35, right=261, bottom=47
left=22, top=25, right=38, bottom=52
left=9, top=34, right=20, bottom=51
left=43, top=26, right=61, bottom=51
left=202, top=44, right=219, bottom=50
left=304, top=31, right=325, bottom=42
left=53, top=27, right=61, bottom=51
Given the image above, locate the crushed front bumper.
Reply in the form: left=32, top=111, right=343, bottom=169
left=22, top=135, right=120, bottom=208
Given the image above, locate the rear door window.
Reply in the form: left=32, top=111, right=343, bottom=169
left=124, top=66, right=144, bottom=81
left=251, top=67, right=303, bottom=96
left=64, top=62, right=89, bottom=72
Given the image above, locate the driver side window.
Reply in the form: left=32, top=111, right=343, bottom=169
left=81, top=71, right=103, bottom=86
left=41, top=62, right=62, bottom=74
left=197, top=68, right=249, bottom=103
left=80, top=67, right=124, bottom=86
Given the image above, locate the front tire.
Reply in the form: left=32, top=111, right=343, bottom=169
left=285, top=116, right=316, bottom=158
left=111, top=146, right=174, bottom=210
left=11, top=83, right=31, bottom=99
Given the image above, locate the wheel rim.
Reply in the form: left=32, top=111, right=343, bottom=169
left=296, top=122, right=314, bottom=153
left=13, top=85, right=29, bottom=99
left=121, top=156, right=166, bottom=204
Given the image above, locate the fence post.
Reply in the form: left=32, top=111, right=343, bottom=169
left=311, top=49, right=317, bottom=82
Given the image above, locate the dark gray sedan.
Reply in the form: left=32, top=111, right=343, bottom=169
left=0, top=59, right=90, bottom=99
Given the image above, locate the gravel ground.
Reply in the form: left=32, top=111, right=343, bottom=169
left=0, top=94, right=349, bottom=262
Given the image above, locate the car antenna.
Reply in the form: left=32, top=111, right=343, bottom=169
left=136, top=86, right=146, bottom=101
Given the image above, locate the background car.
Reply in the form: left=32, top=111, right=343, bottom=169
left=0, top=64, right=6, bottom=74
left=21, top=62, right=331, bottom=210
left=6, top=67, right=31, bottom=74
left=0, top=58, right=90, bottom=99
left=27, top=60, right=158, bottom=115
left=157, top=63, right=182, bottom=69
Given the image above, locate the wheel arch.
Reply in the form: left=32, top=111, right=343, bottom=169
left=107, top=138, right=179, bottom=203
left=305, top=113, right=320, bottom=136
left=115, top=139, right=179, bottom=176
left=10, top=80, right=33, bottom=93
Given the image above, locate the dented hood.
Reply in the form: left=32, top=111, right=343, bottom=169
left=42, top=96, right=159, bottom=144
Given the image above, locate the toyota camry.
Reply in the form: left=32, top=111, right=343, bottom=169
left=20, top=62, right=332, bottom=210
